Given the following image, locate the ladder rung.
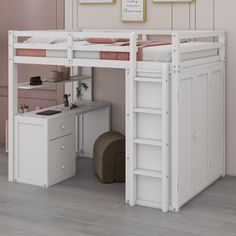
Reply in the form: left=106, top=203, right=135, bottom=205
left=134, top=107, right=162, bottom=115
left=134, top=138, right=162, bottom=147
left=134, top=169, right=162, bottom=178
left=134, top=77, right=162, bottom=83
left=137, top=69, right=162, bottom=74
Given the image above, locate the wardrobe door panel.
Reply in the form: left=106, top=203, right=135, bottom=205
left=194, top=71, right=208, bottom=192
left=177, top=72, right=194, bottom=205
left=208, top=66, right=224, bottom=181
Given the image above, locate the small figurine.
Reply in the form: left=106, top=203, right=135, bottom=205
left=23, top=104, right=29, bottom=113
left=63, top=94, right=71, bottom=107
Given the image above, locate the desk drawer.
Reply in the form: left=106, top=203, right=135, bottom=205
left=48, top=115, right=74, bottom=140
left=48, top=134, right=75, bottom=181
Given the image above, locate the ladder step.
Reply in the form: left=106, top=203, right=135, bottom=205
left=134, top=77, right=162, bottom=83
left=134, top=169, right=162, bottom=178
left=134, top=107, right=162, bottom=115
left=134, top=138, right=162, bottom=147
left=136, top=69, right=162, bottom=74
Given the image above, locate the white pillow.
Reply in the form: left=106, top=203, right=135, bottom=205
left=24, top=37, right=82, bottom=44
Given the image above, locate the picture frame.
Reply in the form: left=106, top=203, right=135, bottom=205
left=153, top=0, right=193, bottom=2
left=121, top=0, right=146, bottom=23
left=79, top=0, right=115, bottom=4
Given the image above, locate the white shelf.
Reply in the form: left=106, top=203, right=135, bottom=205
left=134, top=77, right=162, bottom=83
left=134, top=169, right=162, bottom=178
left=18, top=75, right=91, bottom=90
left=134, top=107, right=162, bottom=115
left=134, top=138, right=162, bottom=147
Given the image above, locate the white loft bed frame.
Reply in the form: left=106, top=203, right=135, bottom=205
left=8, top=29, right=226, bottom=212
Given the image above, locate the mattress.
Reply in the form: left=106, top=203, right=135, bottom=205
left=17, top=41, right=218, bottom=62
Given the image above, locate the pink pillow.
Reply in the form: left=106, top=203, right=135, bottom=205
left=86, top=37, right=129, bottom=44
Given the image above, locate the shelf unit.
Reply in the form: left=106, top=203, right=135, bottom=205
left=18, top=75, right=90, bottom=90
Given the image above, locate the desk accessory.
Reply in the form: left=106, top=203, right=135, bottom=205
left=36, top=110, right=62, bottom=116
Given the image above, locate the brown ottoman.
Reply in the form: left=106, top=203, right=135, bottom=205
left=93, top=131, right=125, bottom=183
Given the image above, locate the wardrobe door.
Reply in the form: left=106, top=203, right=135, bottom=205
left=177, top=72, right=195, bottom=206
left=194, top=70, right=208, bottom=192
left=208, top=66, right=224, bottom=181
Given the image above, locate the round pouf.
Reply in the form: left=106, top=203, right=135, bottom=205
left=93, top=131, right=125, bottom=183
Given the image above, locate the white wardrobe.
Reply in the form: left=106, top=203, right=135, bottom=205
left=171, top=63, right=224, bottom=210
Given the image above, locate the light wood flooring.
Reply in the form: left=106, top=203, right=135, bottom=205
left=0, top=144, right=236, bottom=236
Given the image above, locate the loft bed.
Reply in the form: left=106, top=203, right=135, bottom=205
left=8, top=29, right=226, bottom=212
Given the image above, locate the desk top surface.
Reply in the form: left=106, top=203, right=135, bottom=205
left=16, top=101, right=111, bottom=120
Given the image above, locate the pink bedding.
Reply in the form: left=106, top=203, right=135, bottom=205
left=100, top=40, right=171, bottom=61
left=17, top=49, right=46, bottom=57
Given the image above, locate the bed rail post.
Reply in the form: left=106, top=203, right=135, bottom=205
left=171, top=32, right=181, bottom=212
left=8, top=31, right=18, bottom=182
left=219, top=31, right=226, bottom=177
left=126, top=32, right=137, bottom=206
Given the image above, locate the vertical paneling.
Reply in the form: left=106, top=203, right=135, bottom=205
left=172, top=3, right=190, bottom=29
left=215, top=0, right=235, bottom=176
left=196, top=0, right=214, bottom=29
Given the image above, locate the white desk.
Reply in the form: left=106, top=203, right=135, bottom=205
left=14, top=101, right=111, bottom=187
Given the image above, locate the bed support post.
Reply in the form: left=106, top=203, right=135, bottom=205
left=171, top=32, right=181, bottom=212
left=126, top=32, right=137, bottom=207
left=8, top=31, right=18, bottom=182
left=219, top=31, right=226, bottom=177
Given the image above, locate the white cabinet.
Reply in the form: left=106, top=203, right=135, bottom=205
left=15, top=113, right=76, bottom=187
left=174, top=64, right=224, bottom=209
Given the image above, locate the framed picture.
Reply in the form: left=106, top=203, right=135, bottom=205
left=121, top=0, right=146, bottom=23
left=79, top=0, right=115, bottom=4
left=153, top=0, right=193, bottom=2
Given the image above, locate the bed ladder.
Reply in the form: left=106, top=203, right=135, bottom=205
left=127, top=64, right=169, bottom=212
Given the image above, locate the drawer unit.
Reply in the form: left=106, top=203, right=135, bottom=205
left=48, top=115, right=74, bottom=140
left=14, top=113, right=76, bottom=187
left=48, top=134, right=75, bottom=185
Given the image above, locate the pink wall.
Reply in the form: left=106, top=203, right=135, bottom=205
left=0, top=0, right=64, bottom=143
left=67, top=0, right=236, bottom=175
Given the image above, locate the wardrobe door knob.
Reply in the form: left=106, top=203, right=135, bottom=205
left=61, top=124, right=65, bottom=130
left=61, top=145, right=65, bottom=150
left=61, top=165, right=65, bottom=170
left=193, top=132, right=200, bottom=139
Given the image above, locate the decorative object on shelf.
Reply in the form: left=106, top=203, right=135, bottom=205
left=63, top=94, right=71, bottom=107
left=23, top=104, right=29, bottom=113
left=153, top=0, right=193, bottom=2
left=61, top=66, right=71, bottom=80
left=76, top=82, right=89, bottom=104
left=121, top=0, right=146, bottom=22
left=30, top=76, right=42, bottom=86
left=79, top=0, right=115, bottom=4
left=48, top=70, right=61, bottom=82
left=19, top=104, right=24, bottom=114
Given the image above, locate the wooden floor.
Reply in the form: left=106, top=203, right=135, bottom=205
left=1, top=145, right=236, bottom=236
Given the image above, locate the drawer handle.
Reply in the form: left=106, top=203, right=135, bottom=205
left=61, top=145, right=65, bottom=150
left=61, top=165, right=65, bottom=170
left=193, top=132, right=200, bottom=139
left=61, top=124, right=65, bottom=130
